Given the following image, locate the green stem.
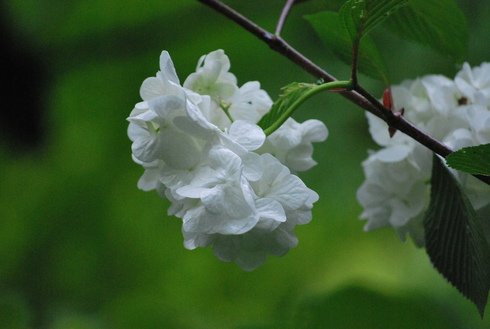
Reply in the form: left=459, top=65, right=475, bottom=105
left=219, top=101, right=234, bottom=122
left=264, top=80, right=353, bottom=136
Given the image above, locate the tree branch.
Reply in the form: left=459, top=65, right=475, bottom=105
left=196, top=0, right=490, bottom=186
left=197, top=0, right=380, bottom=117
left=276, top=0, right=296, bottom=36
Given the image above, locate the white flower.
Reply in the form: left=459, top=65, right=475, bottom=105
left=250, top=154, right=312, bottom=228
left=128, top=95, right=203, bottom=170
left=465, top=104, right=490, bottom=144
left=357, top=145, right=430, bottom=246
left=213, top=224, right=300, bottom=271
left=128, top=49, right=325, bottom=270
left=455, top=62, right=490, bottom=105
left=182, top=154, right=317, bottom=271
left=139, top=51, right=181, bottom=101
left=184, top=49, right=238, bottom=99
left=258, top=118, right=328, bottom=172
left=228, top=81, right=273, bottom=123
left=358, top=63, right=490, bottom=246
left=182, top=223, right=301, bottom=271
left=177, top=146, right=259, bottom=235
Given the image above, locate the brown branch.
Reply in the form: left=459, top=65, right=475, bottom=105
left=197, top=0, right=381, bottom=118
left=196, top=0, right=490, bottom=186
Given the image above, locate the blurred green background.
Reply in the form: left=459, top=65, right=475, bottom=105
left=1, top=0, right=490, bottom=328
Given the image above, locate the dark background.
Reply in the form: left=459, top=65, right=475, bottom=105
left=1, top=0, right=490, bottom=328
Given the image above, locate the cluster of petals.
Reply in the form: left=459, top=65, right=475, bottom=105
left=128, top=50, right=326, bottom=270
left=357, top=63, right=490, bottom=246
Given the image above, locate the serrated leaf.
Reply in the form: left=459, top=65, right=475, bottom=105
left=384, top=0, right=468, bottom=60
left=257, top=82, right=316, bottom=131
left=305, top=11, right=387, bottom=81
left=446, top=144, right=490, bottom=176
left=339, top=0, right=408, bottom=42
left=424, top=154, right=490, bottom=317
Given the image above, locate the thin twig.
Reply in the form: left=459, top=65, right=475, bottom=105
left=276, top=0, right=296, bottom=36
left=196, top=0, right=490, bottom=186
left=351, top=39, right=360, bottom=86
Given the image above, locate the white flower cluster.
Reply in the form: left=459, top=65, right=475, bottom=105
left=357, top=63, right=490, bottom=246
left=127, top=50, right=327, bottom=270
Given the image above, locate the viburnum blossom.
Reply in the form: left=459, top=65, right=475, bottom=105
left=258, top=118, right=329, bottom=173
left=357, top=63, right=490, bottom=246
left=128, top=50, right=327, bottom=270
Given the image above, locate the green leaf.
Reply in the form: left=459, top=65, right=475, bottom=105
left=339, top=0, right=408, bottom=42
left=384, top=0, right=468, bottom=60
left=446, top=144, right=490, bottom=176
left=305, top=11, right=387, bottom=81
left=424, top=154, right=490, bottom=317
left=257, top=82, right=317, bottom=131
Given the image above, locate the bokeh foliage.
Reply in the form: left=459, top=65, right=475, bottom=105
left=2, top=0, right=490, bottom=328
